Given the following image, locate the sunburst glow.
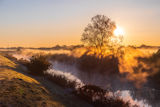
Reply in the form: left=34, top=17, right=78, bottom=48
left=114, top=27, right=124, bottom=36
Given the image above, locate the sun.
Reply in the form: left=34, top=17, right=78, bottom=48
left=114, top=27, right=124, bottom=36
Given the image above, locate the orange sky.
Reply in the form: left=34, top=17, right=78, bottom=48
left=0, top=0, right=160, bottom=47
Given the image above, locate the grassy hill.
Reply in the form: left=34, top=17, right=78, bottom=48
left=0, top=53, right=90, bottom=107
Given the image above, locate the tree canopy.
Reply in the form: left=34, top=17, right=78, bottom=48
left=81, top=15, right=123, bottom=56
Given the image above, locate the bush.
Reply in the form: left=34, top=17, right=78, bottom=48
left=137, top=49, right=160, bottom=89
left=26, top=55, right=51, bottom=75
left=76, top=85, right=132, bottom=107
left=77, top=53, right=119, bottom=74
left=45, top=73, right=77, bottom=88
left=76, top=85, right=107, bottom=102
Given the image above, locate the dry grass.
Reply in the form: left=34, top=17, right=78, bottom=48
left=0, top=54, right=64, bottom=107
left=0, top=78, right=63, bottom=107
left=0, top=54, right=16, bottom=68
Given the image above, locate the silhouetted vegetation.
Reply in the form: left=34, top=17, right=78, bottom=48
left=76, top=85, right=135, bottom=107
left=77, top=53, right=119, bottom=74
left=45, top=72, right=137, bottom=107
left=26, top=55, right=51, bottom=75
left=137, top=49, right=160, bottom=89
left=146, top=50, right=160, bottom=89
left=81, top=15, right=123, bottom=57
left=45, top=73, right=77, bottom=88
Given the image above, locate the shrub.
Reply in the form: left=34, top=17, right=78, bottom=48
left=76, top=85, right=132, bottom=107
left=77, top=53, right=119, bottom=74
left=137, top=49, right=160, bottom=89
left=26, top=55, right=51, bottom=75
left=76, top=85, right=107, bottom=102
left=45, top=73, right=77, bottom=88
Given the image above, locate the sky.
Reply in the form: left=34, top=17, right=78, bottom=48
left=0, top=0, right=160, bottom=47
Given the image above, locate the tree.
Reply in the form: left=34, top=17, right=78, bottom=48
left=81, top=15, right=122, bottom=57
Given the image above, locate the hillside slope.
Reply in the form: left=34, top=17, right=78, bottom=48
left=0, top=53, right=90, bottom=107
